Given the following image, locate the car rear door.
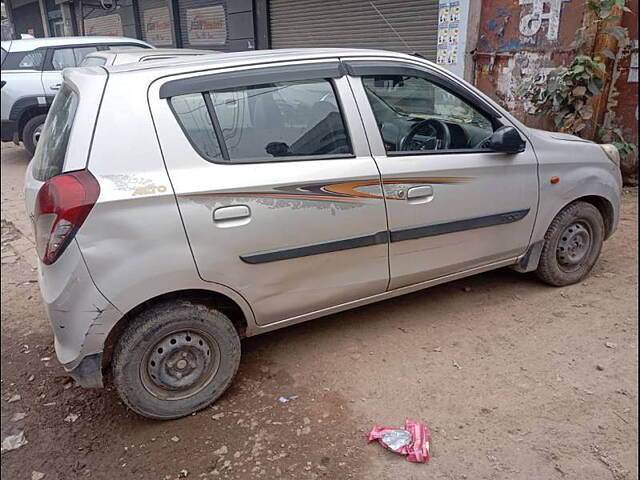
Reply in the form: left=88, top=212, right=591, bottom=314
left=345, top=59, right=538, bottom=289
left=149, top=60, right=389, bottom=326
left=41, top=45, right=99, bottom=95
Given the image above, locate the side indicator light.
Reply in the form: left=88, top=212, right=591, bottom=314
left=550, top=176, right=560, bottom=184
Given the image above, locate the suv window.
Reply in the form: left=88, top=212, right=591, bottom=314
left=73, top=47, right=99, bottom=65
left=362, top=75, right=494, bottom=153
left=52, top=47, right=98, bottom=70
left=79, top=57, right=107, bottom=67
left=172, top=79, right=352, bottom=163
left=79, top=56, right=107, bottom=67
left=2, top=49, right=45, bottom=70
left=52, top=48, right=76, bottom=69
left=32, top=85, right=79, bottom=181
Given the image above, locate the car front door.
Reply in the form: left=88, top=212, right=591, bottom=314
left=149, top=61, right=389, bottom=325
left=345, top=59, right=539, bottom=289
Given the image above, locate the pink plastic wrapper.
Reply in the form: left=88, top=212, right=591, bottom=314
left=367, top=420, right=431, bottom=463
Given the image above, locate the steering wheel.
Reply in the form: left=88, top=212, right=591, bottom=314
left=400, top=118, right=451, bottom=151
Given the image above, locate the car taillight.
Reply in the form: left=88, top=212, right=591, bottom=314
left=34, top=170, right=100, bottom=265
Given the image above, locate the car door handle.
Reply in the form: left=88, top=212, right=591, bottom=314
left=213, top=205, right=251, bottom=226
left=50, top=84, right=61, bottom=91
left=406, top=185, right=434, bottom=203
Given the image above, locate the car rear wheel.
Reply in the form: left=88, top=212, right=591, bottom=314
left=536, top=201, right=605, bottom=286
left=22, top=114, right=47, bottom=156
left=112, top=300, right=241, bottom=420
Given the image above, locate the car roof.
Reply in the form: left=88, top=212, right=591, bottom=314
left=1, top=36, right=150, bottom=52
left=105, top=48, right=431, bottom=77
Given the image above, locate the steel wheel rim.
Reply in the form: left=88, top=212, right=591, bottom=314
left=140, top=329, right=221, bottom=401
left=33, top=124, right=43, bottom=146
left=556, top=220, right=592, bottom=272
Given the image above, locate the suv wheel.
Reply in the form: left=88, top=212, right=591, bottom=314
left=112, top=300, right=241, bottom=420
left=22, top=114, right=47, bottom=156
left=536, top=201, right=605, bottom=286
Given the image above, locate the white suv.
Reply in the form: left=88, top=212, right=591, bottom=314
left=1, top=36, right=151, bottom=154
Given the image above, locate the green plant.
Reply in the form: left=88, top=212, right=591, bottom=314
left=520, top=56, right=604, bottom=133
left=597, top=126, right=638, bottom=159
left=519, top=0, right=636, bottom=157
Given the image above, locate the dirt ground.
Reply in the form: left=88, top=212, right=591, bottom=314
left=1, top=141, right=638, bottom=480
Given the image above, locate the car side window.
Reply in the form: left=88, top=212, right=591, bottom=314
left=52, top=48, right=76, bottom=69
left=79, top=56, right=107, bottom=67
left=171, top=78, right=352, bottom=163
left=1, top=49, right=45, bottom=70
left=172, top=93, right=224, bottom=162
left=73, top=47, right=98, bottom=65
left=18, top=50, right=45, bottom=69
left=361, top=75, right=494, bottom=153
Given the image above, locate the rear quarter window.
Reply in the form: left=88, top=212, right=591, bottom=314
left=32, top=85, right=79, bottom=181
left=2, top=49, right=45, bottom=70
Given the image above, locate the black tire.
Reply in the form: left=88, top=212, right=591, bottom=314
left=22, top=114, right=47, bottom=156
left=536, top=201, right=605, bottom=286
left=112, top=300, right=241, bottom=420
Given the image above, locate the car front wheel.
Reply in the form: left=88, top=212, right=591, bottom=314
left=112, top=300, right=241, bottom=420
left=536, top=201, right=605, bottom=286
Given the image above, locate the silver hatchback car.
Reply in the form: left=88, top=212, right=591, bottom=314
left=24, top=49, right=622, bottom=419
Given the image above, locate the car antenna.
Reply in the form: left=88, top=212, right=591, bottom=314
left=369, top=1, right=421, bottom=57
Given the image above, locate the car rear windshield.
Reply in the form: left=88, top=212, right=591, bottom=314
left=32, top=85, right=79, bottom=181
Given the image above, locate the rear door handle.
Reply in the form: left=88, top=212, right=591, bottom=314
left=406, top=185, right=434, bottom=203
left=50, top=84, right=61, bottom=91
left=213, top=205, right=251, bottom=226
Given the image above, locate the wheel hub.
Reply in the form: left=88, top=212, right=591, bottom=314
left=33, top=124, right=43, bottom=146
left=143, top=331, right=219, bottom=398
left=557, top=222, right=591, bottom=268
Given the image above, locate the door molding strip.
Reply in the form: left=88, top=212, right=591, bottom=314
left=240, top=209, right=530, bottom=264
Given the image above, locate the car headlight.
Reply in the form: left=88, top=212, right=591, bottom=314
left=600, top=144, right=620, bottom=167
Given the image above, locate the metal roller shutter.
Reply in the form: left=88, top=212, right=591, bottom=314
left=177, top=0, right=228, bottom=50
left=139, top=0, right=175, bottom=47
left=269, top=0, right=439, bottom=60
left=83, top=12, right=124, bottom=36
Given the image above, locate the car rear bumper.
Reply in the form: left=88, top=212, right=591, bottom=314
left=1, top=119, right=18, bottom=142
left=38, top=239, right=122, bottom=387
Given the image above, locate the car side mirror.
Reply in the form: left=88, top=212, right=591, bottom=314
left=487, top=126, right=526, bottom=154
